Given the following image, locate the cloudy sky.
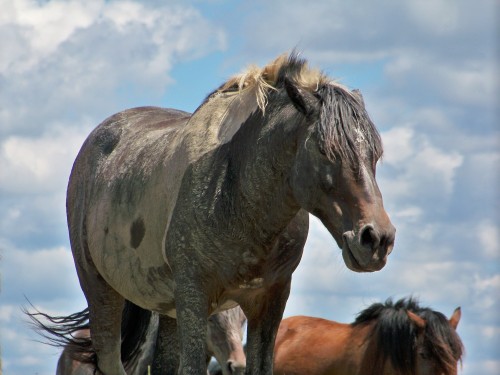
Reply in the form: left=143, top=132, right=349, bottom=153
left=0, top=0, right=498, bottom=374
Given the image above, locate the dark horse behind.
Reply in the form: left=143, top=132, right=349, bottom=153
left=28, top=52, right=395, bottom=374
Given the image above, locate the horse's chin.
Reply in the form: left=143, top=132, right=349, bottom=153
left=341, top=242, right=386, bottom=273
left=341, top=243, right=366, bottom=273
left=321, top=218, right=387, bottom=272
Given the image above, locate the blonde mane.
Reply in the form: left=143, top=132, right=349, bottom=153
left=195, top=52, right=381, bottom=166
left=218, top=53, right=334, bottom=112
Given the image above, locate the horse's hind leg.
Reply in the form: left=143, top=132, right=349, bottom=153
left=151, top=314, right=180, bottom=374
left=74, top=258, right=126, bottom=375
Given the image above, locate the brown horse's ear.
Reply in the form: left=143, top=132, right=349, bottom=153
left=407, top=311, right=426, bottom=331
left=449, top=307, right=461, bottom=330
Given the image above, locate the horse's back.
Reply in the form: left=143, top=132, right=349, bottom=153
left=68, top=106, right=191, bottom=205
left=273, top=316, right=353, bottom=375
left=71, top=106, right=190, bottom=176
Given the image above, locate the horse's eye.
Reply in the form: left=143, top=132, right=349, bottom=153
left=419, top=351, right=430, bottom=360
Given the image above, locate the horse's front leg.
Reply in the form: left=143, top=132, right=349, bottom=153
left=241, top=280, right=291, bottom=375
left=174, top=271, right=210, bottom=375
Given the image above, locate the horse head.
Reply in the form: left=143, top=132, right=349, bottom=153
left=408, top=306, right=463, bottom=375
left=207, top=307, right=247, bottom=375
left=280, top=59, right=395, bottom=272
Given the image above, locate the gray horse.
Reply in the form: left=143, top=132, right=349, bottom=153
left=62, top=52, right=395, bottom=374
left=54, top=306, right=246, bottom=375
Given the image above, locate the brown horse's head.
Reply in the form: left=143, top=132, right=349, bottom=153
left=207, top=307, right=247, bottom=375
left=282, top=58, right=395, bottom=272
left=355, top=298, right=464, bottom=375
left=409, top=306, right=463, bottom=375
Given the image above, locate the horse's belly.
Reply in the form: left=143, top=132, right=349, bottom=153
left=87, top=217, right=176, bottom=314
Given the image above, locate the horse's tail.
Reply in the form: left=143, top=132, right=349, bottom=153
left=120, top=300, right=153, bottom=369
left=24, top=300, right=153, bottom=368
left=23, top=303, right=95, bottom=364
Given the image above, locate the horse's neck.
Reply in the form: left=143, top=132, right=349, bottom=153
left=183, top=90, right=259, bottom=160
left=186, top=95, right=302, bottom=243
left=225, top=109, right=302, bottom=240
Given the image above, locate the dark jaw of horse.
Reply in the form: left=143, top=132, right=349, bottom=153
left=341, top=242, right=386, bottom=273
left=342, top=242, right=365, bottom=272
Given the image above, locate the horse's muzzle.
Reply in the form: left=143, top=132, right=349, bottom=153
left=342, top=223, right=395, bottom=272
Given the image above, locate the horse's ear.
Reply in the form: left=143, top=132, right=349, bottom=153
left=352, top=89, right=365, bottom=106
left=407, top=311, right=426, bottom=331
left=284, top=78, right=309, bottom=115
left=449, top=307, right=461, bottom=330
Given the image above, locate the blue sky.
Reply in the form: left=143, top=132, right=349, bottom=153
left=0, top=0, right=498, bottom=374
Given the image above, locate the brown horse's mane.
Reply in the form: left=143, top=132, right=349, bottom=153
left=204, top=51, right=383, bottom=167
left=352, top=297, right=464, bottom=375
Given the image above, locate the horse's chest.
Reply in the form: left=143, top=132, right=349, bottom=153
left=234, top=246, right=270, bottom=280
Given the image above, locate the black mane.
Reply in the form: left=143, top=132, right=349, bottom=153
left=276, top=53, right=383, bottom=166
left=316, top=84, right=383, bottom=166
left=353, top=297, right=464, bottom=375
left=201, top=52, right=383, bottom=169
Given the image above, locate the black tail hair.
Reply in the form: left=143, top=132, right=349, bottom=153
left=120, top=301, right=153, bottom=368
left=24, top=299, right=152, bottom=370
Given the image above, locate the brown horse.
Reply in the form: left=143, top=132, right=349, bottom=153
left=273, top=298, right=464, bottom=375
left=33, top=52, right=395, bottom=375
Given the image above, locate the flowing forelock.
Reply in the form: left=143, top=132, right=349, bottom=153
left=315, top=84, right=383, bottom=166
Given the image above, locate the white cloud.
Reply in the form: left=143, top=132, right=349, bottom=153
left=0, top=125, right=90, bottom=194
left=391, top=206, right=423, bottom=222
left=0, top=0, right=227, bottom=137
left=0, top=0, right=102, bottom=73
left=379, top=125, right=464, bottom=214
left=0, top=244, right=86, bottom=375
left=405, top=0, right=460, bottom=35
left=477, top=221, right=500, bottom=259
left=416, top=141, right=463, bottom=194
left=463, top=360, right=500, bottom=375
left=0, top=0, right=226, bottom=75
left=380, top=126, right=415, bottom=164
left=385, top=53, right=498, bottom=108
left=2, top=246, right=83, bottom=303
left=0, top=305, right=15, bottom=322
left=474, top=274, right=500, bottom=293
left=480, top=325, right=500, bottom=339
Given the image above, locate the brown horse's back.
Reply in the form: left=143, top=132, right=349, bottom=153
left=273, top=316, right=368, bottom=375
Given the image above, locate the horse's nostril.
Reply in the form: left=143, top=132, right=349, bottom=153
left=226, top=359, right=245, bottom=374
left=360, top=225, right=380, bottom=251
left=227, top=360, right=235, bottom=374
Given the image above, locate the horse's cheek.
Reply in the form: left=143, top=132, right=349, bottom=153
left=290, top=156, right=316, bottom=207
